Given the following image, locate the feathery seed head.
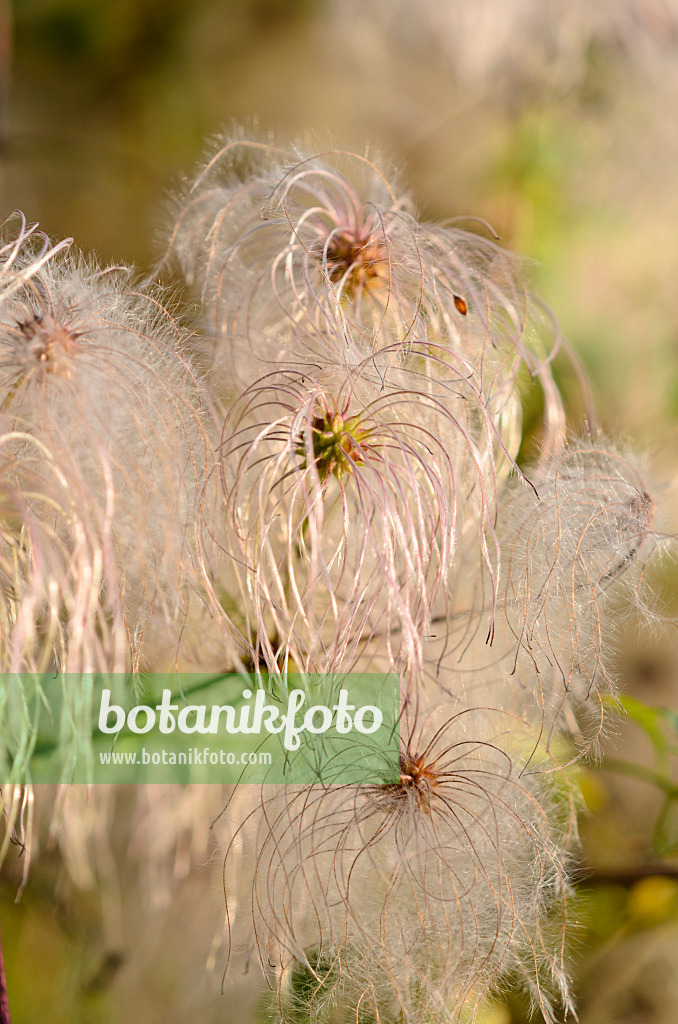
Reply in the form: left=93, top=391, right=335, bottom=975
left=165, top=136, right=423, bottom=382
left=453, top=440, right=669, bottom=752
left=222, top=695, right=572, bottom=1023
left=216, top=366, right=505, bottom=675
left=0, top=220, right=213, bottom=671
left=166, top=131, right=568, bottom=441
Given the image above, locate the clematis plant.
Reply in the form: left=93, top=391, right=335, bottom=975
left=0, top=133, right=671, bottom=1024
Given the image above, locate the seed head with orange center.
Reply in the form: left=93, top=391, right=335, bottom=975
left=377, top=748, right=441, bottom=814
left=222, top=699, right=572, bottom=1024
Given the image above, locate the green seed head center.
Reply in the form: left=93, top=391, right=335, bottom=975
left=301, top=411, right=372, bottom=482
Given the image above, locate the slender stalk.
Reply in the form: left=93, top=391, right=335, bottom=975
left=0, top=921, right=11, bottom=1024
left=584, top=863, right=678, bottom=885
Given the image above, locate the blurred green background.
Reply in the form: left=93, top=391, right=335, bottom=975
left=1, top=1, right=678, bottom=1021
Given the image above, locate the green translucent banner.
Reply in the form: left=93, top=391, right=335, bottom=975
left=0, top=672, right=401, bottom=784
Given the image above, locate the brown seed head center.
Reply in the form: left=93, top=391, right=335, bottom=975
left=18, top=314, right=80, bottom=378
left=325, top=229, right=387, bottom=297
left=379, top=751, right=440, bottom=814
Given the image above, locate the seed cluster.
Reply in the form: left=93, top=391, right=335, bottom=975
left=0, top=135, right=669, bottom=1024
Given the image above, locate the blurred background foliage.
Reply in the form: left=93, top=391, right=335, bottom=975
left=1, top=1, right=678, bottom=1021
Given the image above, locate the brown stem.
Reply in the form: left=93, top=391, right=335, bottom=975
left=582, top=863, right=678, bottom=886
left=0, top=921, right=11, bottom=1024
